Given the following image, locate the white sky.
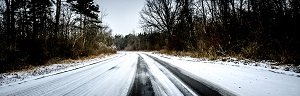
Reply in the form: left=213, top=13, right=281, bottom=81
left=96, top=0, right=145, bottom=35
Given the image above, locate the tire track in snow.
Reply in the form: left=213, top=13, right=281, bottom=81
left=61, top=65, right=121, bottom=96
left=129, top=54, right=196, bottom=96
left=142, top=54, right=197, bottom=96
left=128, top=55, right=155, bottom=96
left=145, top=54, right=226, bottom=96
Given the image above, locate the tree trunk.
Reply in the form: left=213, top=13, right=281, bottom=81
left=55, top=0, right=61, bottom=38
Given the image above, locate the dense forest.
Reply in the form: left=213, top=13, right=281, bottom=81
left=115, top=0, right=300, bottom=64
left=0, top=0, right=115, bottom=73
left=1, top=0, right=299, bottom=73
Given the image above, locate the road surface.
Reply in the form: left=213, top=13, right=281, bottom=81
left=0, top=52, right=230, bottom=96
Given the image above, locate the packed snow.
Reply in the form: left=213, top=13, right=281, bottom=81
left=0, top=53, right=121, bottom=86
left=0, top=52, right=136, bottom=95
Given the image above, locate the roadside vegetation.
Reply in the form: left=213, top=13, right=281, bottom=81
left=0, top=0, right=116, bottom=73
left=114, top=0, right=300, bottom=65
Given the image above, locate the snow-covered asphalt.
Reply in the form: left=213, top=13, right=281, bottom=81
left=1, top=51, right=299, bottom=96
left=0, top=52, right=219, bottom=96
left=0, top=52, right=137, bottom=96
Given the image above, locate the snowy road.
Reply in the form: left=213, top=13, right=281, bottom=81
left=0, top=52, right=222, bottom=96
left=1, top=51, right=299, bottom=96
left=0, top=52, right=137, bottom=96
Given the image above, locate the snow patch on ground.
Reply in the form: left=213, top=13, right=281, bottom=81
left=0, top=53, right=119, bottom=86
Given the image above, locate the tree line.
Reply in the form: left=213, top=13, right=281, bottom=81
left=115, top=0, right=300, bottom=64
left=0, top=0, right=115, bottom=73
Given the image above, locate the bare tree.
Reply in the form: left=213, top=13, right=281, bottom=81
left=140, top=0, right=179, bottom=49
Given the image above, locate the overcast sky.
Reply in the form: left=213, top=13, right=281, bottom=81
left=96, top=0, right=145, bottom=35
